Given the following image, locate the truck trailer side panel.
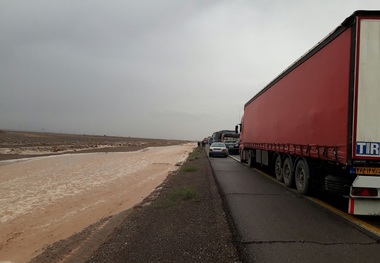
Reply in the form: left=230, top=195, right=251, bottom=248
left=243, top=28, right=352, bottom=164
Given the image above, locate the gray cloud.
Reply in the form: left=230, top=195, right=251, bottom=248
left=1, top=0, right=379, bottom=140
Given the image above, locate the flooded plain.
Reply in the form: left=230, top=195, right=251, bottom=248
left=0, top=143, right=195, bottom=263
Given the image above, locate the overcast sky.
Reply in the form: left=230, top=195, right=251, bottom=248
left=0, top=1, right=379, bottom=140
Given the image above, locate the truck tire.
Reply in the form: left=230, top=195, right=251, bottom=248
left=295, top=159, right=310, bottom=195
left=283, top=157, right=294, bottom=187
left=274, top=154, right=283, bottom=182
left=247, top=150, right=254, bottom=167
left=240, top=150, right=245, bottom=163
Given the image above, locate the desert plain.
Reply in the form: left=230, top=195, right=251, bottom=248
left=0, top=130, right=194, bottom=263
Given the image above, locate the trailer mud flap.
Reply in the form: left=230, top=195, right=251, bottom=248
left=348, top=175, right=380, bottom=215
left=349, top=198, right=380, bottom=216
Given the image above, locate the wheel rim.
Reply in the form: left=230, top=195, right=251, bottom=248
left=283, top=163, right=290, bottom=182
left=275, top=156, right=282, bottom=181
left=295, top=160, right=309, bottom=194
left=275, top=160, right=281, bottom=176
left=297, top=167, right=305, bottom=190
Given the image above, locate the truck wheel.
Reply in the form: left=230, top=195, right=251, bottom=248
left=247, top=150, right=254, bottom=167
left=240, top=151, right=244, bottom=163
left=295, top=159, right=310, bottom=195
left=274, top=154, right=283, bottom=182
left=283, top=157, right=294, bottom=187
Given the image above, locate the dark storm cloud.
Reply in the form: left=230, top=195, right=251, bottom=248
left=0, top=0, right=379, bottom=139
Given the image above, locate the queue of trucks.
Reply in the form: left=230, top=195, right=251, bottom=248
left=235, top=10, right=380, bottom=216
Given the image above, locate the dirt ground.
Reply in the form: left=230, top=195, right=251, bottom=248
left=0, top=131, right=240, bottom=263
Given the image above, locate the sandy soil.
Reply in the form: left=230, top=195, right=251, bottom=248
left=0, top=131, right=195, bottom=263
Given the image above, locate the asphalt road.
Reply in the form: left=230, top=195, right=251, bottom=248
left=209, top=156, right=380, bottom=263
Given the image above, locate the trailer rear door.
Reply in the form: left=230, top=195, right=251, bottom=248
left=353, top=18, right=380, bottom=160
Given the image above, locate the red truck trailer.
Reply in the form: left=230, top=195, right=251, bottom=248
left=237, top=10, right=380, bottom=215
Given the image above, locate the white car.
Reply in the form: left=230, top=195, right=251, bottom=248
left=209, top=142, right=228, bottom=158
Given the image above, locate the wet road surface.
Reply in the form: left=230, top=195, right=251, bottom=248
left=210, top=156, right=380, bottom=263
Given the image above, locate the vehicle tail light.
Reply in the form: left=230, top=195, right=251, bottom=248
left=351, top=187, right=378, bottom=197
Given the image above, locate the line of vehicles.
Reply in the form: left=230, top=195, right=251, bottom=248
left=209, top=11, right=380, bottom=216
left=203, top=130, right=240, bottom=158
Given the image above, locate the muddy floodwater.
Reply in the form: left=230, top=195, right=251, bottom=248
left=0, top=143, right=195, bottom=263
